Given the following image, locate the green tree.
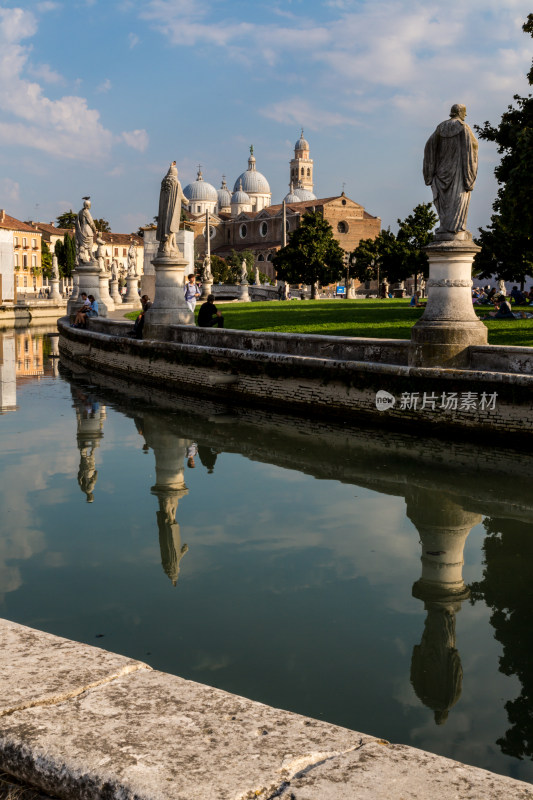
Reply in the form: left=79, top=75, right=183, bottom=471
left=41, top=241, right=52, bottom=279
left=209, top=255, right=232, bottom=283
left=273, top=212, right=345, bottom=298
left=55, top=232, right=76, bottom=278
left=470, top=516, right=533, bottom=760
left=93, top=218, right=111, bottom=233
left=396, top=202, right=438, bottom=287
left=474, top=15, right=533, bottom=289
left=56, top=210, right=77, bottom=229
left=227, top=249, right=255, bottom=283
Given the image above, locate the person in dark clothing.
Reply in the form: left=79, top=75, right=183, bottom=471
left=481, top=297, right=515, bottom=319
left=510, top=286, right=527, bottom=306
left=198, top=295, right=224, bottom=328
left=131, top=295, right=152, bottom=339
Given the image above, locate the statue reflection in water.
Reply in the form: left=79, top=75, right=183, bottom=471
left=138, top=414, right=191, bottom=586
left=406, top=488, right=480, bottom=724
left=72, top=387, right=106, bottom=503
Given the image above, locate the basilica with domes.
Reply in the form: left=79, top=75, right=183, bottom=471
left=145, top=133, right=381, bottom=281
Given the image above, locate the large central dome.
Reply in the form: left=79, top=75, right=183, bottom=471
left=183, top=168, right=218, bottom=202
left=233, top=149, right=270, bottom=195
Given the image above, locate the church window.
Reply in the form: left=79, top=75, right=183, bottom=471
left=203, top=226, right=216, bottom=240
left=267, top=253, right=273, bottom=262
left=227, top=230, right=231, bottom=240
left=307, top=168, right=310, bottom=177
left=301, top=168, right=304, bottom=176
left=260, top=222, right=268, bottom=237
left=197, top=205, right=201, bottom=213
left=258, top=254, right=264, bottom=261
left=239, top=224, right=247, bottom=239
left=341, top=199, right=347, bottom=206
left=337, top=221, right=348, bottom=234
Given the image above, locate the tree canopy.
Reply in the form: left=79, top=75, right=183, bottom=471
left=55, top=232, right=76, bottom=277
left=273, top=211, right=345, bottom=297
left=56, top=210, right=76, bottom=229
left=93, top=218, right=111, bottom=233
left=474, top=15, right=533, bottom=287
left=350, top=203, right=437, bottom=287
left=41, top=241, right=52, bottom=279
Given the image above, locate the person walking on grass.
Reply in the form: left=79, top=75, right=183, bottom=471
left=184, top=273, right=200, bottom=312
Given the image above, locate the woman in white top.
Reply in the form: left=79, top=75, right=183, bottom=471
left=184, top=273, right=200, bottom=312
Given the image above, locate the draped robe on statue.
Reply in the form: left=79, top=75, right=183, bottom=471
left=156, top=162, right=186, bottom=255
left=423, top=118, right=478, bottom=235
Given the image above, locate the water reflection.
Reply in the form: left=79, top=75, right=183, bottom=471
left=0, top=329, right=16, bottom=412
left=137, top=413, right=190, bottom=586
left=72, top=386, right=106, bottom=503
left=407, top=488, right=478, bottom=725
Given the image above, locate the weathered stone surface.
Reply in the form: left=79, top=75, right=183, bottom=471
left=0, top=618, right=149, bottom=716
left=0, top=669, right=368, bottom=800
left=285, top=740, right=533, bottom=799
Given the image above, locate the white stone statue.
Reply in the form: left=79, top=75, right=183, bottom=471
left=75, top=197, right=98, bottom=263
left=254, top=265, right=260, bottom=284
left=95, top=235, right=107, bottom=273
left=128, top=242, right=137, bottom=275
left=52, top=254, right=59, bottom=280
left=423, top=104, right=478, bottom=237
left=202, top=254, right=212, bottom=282
left=111, top=259, right=118, bottom=281
left=240, top=258, right=248, bottom=283
left=498, top=279, right=506, bottom=295
left=156, top=161, right=187, bottom=256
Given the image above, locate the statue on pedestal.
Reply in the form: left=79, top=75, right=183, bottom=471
left=240, top=258, right=248, bottom=283
left=156, top=161, right=187, bottom=257
left=75, top=197, right=97, bottom=263
left=52, top=254, right=59, bottom=280
left=111, top=259, right=118, bottom=281
left=254, top=265, right=260, bottom=284
left=128, top=242, right=137, bottom=275
left=202, top=254, right=212, bottom=282
left=423, top=104, right=478, bottom=237
left=95, top=235, right=107, bottom=273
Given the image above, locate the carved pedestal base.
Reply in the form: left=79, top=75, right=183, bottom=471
left=99, top=274, right=115, bottom=312
left=48, top=278, right=62, bottom=302
left=124, top=276, right=141, bottom=307
left=201, top=280, right=213, bottom=300
left=409, top=238, right=487, bottom=368
left=110, top=279, right=122, bottom=304
left=67, top=260, right=108, bottom=317
left=240, top=283, right=250, bottom=302
left=143, top=254, right=194, bottom=340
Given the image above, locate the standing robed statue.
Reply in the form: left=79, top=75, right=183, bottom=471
left=156, top=161, right=187, bottom=256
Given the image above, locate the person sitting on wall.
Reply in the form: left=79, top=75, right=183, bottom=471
left=198, top=294, right=224, bottom=328
left=131, top=295, right=152, bottom=339
left=72, top=293, right=91, bottom=327
left=86, top=295, right=98, bottom=318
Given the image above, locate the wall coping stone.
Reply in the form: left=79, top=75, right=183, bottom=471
left=0, top=618, right=531, bottom=800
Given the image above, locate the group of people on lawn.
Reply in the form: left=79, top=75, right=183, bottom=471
left=473, top=285, right=533, bottom=320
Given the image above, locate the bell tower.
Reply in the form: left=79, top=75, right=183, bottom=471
left=290, top=130, right=314, bottom=194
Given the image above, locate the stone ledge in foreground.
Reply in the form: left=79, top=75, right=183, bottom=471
left=0, top=618, right=150, bottom=717
left=0, top=620, right=532, bottom=800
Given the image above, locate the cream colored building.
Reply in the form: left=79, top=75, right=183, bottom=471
left=0, top=210, right=43, bottom=300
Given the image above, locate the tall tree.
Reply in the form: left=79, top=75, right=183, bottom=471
left=56, top=210, right=77, bottom=229
left=41, top=241, right=52, bottom=278
left=55, top=233, right=76, bottom=277
left=474, top=15, right=533, bottom=288
left=273, top=211, right=345, bottom=298
left=93, top=218, right=111, bottom=233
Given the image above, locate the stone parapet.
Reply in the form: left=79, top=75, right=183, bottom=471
left=0, top=618, right=531, bottom=800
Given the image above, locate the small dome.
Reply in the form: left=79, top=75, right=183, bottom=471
left=284, top=182, right=301, bottom=203
left=217, top=177, right=232, bottom=209
left=183, top=167, right=218, bottom=203
left=294, top=182, right=316, bottom=201
left=295, top=129, right=310, bottom=151
left=231, top=180, right=251, bottom=205
left=233, top=146, right=270, bottom=194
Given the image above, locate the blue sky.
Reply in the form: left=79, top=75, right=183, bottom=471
left=0, top=0, right=530, bottom=235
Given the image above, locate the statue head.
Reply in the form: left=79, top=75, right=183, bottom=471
left=450, top=104, right=467, bottom=121
left=82, top=196, right=91, bottom=209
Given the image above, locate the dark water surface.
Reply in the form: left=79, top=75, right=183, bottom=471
left=1, top=326, right=533, bottom=783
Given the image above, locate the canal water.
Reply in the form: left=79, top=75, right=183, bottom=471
left=1, top=325, right=533, bottom=783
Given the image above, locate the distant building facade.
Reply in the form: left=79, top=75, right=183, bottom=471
left=0, top=210, right=43, bottom=300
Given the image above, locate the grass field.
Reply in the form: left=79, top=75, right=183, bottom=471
left=126, top=299, right=533, bottom=347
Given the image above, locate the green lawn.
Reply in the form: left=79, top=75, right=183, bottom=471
left=126, top=299, right=533, bottom=347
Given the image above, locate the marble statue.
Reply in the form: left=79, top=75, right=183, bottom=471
left=128, top=242, right=137, bottom=275
left=498, top=279, right=506, bottom=295
left=95, top=235, right=107, bottom=273
left=240, top=258, right=248, bottom=283
left=156, top=161, right=187, bottom=256
left=111, top=258, right=118, bottom=281
left=52, top=254, right=59, bottom=280
left=254, top=265, right=260, bottom=285
left=75, top=197, right=98, bottom=263
left=423, top=104, right=478, bottom=236
left=202, top=254, right=212, bottom=282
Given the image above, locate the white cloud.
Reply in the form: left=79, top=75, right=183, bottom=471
left=96, top=77, right=112, bottom=93
left=121, top=129, right=149, bottom=152
left=27, top=62, right=64, bottom=84
left=36, top=1, right=60, bottom=11
left=261, top=97, right=360, bottom=130
left=128, top=32, right=139, bottom=48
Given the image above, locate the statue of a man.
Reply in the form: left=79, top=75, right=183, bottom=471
left=202, top=254, right=212, bottom=282
left=156, top=161, right=187, bottom=256
left=111, top=258, right=118, bottom=281
left=423, top=104, right=478, bottom=236
left=75, top=197, right=97, bottom=263
left=95, top=235, right=106, bottom=273
left=240, top=258, right=248, bottom=283
left=254, top=265, right=260, bottom=285
left=128, top=242, right=137, bottom=274
left=52, top=254, right=59, bottom=280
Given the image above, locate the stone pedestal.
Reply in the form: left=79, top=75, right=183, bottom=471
left=143, top=254, right=194, bottom=340
left=409, top=237, right=487, bottom=368
left=124, top=275, right=141, bottom=308
left=392, top=282, right=405, bottom=298
left=48, top=333, right=60, bottom=358
left=48, top=278, right=62, bottom=302
left=407, top=488, right=480, bottom=725
left=99, top=273, right=115, bottom=312
left=110, top=279, right=122, bottom=305
left=201, top=280, right=213, bottom=300
left=67, top=260, right=108, bottom=317
left=240, top=282, right=250, bottom=302
left=70, top=274, right=79, bottom=299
